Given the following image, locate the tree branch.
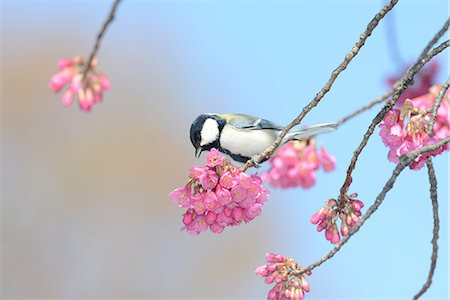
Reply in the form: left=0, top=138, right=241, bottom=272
left=427, top=76, right=450, bottom=136
left=412, top=159, right=440, bottom=300
left=338, top=88, right=394, bottom=125
left=295, top=135, right=450, bottom=275
left=83, top=0, right=123, bottom=80
left=241, top=0, right=399, bottom=171
left=338, top=17, right=449, bottom=126
left=338, top=39, right=449, bottom=199
left=419, top=18, right=450, bottom=59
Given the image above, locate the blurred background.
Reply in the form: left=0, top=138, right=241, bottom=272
left=1, top=0, right=448, bottom=299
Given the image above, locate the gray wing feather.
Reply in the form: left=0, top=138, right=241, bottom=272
left=285, top=122, right=339, bottom=141
left=224, top=114, right=284, bottom=130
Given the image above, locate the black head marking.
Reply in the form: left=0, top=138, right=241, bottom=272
left=190, top=114, right=226, bottom=156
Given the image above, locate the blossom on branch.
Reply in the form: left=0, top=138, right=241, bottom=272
left=169, top=148, right=269, bottom=236
left=379, top=84, right=450, bottom=170
left=49, top=56, right=111, bottom=112
left=311, top=181, right=363, bottom=244
left=256, top=253, right=311, bottom=300
left=385, top=60, right=440, bottom=108
left=262, top=139, right=335, bottom=189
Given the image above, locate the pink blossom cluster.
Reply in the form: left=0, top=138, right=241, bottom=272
left=385, top=60, right=440, bottom=108
left=48, top=56, right=111, bottom=111
left=311, top=191, right=363, bottom=244
left=169, top=148, right=269, bottom=236
left=255, top=253, right=311, bottom=300
left=262, top=139, right=335, bottom=189
left=379, top=84, right=450, bottom=170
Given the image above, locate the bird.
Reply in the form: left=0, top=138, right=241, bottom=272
left=190, top=113, right=339, bottom=164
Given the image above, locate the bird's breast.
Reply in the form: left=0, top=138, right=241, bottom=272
left=219, top=126, right=279, bottom=158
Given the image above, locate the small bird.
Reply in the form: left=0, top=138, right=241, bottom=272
left=190, top=113, right=338, bottom=164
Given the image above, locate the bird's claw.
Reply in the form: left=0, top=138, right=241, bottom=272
left=251, top=156, right=261, bottom=168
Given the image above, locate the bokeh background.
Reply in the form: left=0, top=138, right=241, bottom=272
left=1, top=0, right=449, bottom=299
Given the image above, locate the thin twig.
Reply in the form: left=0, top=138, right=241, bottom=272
left=412, top=159, right=440, bottom=300
left=338, top=88, right=394, bottom=125
left=295, top=136, right=450, bottom=275
left=427, top=76, right=450, bottom=135
left=83, top=0, right=123, bottom=80
left=338, top=17, right=450, bottom=126
left=419, top=18, right=450, bottom=59
left=241, top=0, right=399, bottom=171
left=338, top=39, right=450, bottom=199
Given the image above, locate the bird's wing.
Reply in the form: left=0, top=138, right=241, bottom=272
left=286, top=122, right=339, bottom=141
left=216, top=113, right=284, bottom=130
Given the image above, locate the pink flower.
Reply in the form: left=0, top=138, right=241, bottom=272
left=263, top=139, right=335, bottom=189
left=311, top=190, right=363, bottom=244
left=206, top=148, right=224, bottom=167
left=169, top=148, right=270, bottom=235
left=49, top=56, right=110, bottom=112
left=198, top=170, right=218, bottom=190
left=219, top=171, right=237, bottom=189
left=379, top=84, right=450, bottom=170
left=256, top=253, right=311, bottom=300
left=169, top=187, right=190, bottom=208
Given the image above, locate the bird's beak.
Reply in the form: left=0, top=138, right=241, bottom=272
left=195, top=147, right=201, bottom=158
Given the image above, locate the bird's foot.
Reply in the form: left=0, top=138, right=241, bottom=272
left=251, top=155, right=261, bottom=168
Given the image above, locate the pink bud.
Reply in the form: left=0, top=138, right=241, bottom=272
left=265, top=252, right=277, bottom=263
left=300, top=276, right=310, bottom=292
left=93, top=92, right=103, bottom=103
left=265, top=275, right=275, bottom=284
left=57, top=58, right=73, bottom=69
left=350, top=212, right=359, bottom=225
left=310, top=206, right=328, bottom=224
left=340, top=222, right=349, bottom=236
left=98, top=73, right=111, bottom=90
left=325, top=227, right=332, bottom=241
left=255, top=265, right=269, bottom=277
left=48, top=70, right=72, bottom=92
left=61, top=89, right=74, bottom=107
left=346, top=213, right=353, bottom=226
left=331, top=225, right=341, bottom=244
left=232, top=207, right=244, bottom=222
left=298, top=288, right=305, bottom=300
left=182, top=211, right=194, bottom=226
left=274, top=254, right=285, bottom=263
left=351, top=199, right=364, bottom=211
left=210, top=223, right=224, bottom=234
left=70, top=75, right=82, bottom=92
left=224, top=207, right=232, bottom=217
left=85, top=88, right=94, bottom=104
left=205, top=211, right=217, bottom=225
left=267, top=264, right=278, bottom=272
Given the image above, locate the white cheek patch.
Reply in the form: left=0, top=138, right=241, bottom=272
left=200, top=118, right=220, bottom=146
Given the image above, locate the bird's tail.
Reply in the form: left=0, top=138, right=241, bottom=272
left=283, top=122, right=339, bottom=142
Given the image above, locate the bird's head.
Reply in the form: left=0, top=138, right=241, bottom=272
left=190, top=114, right=225, bottom=158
